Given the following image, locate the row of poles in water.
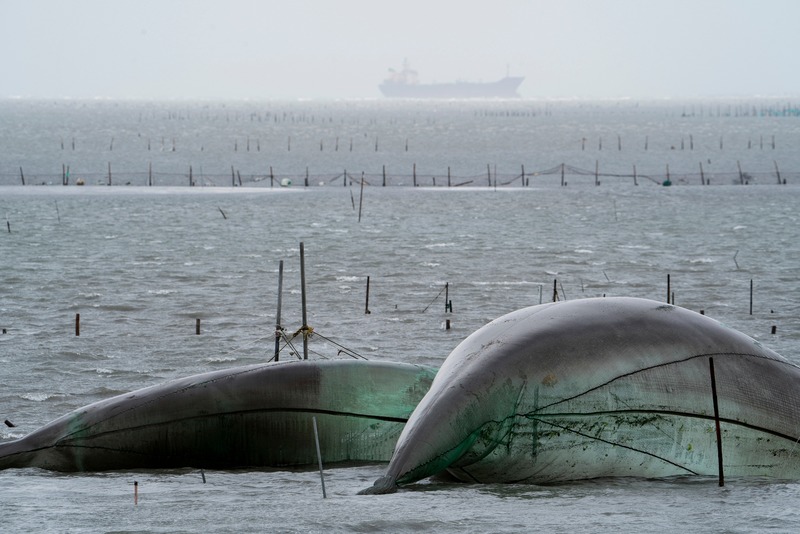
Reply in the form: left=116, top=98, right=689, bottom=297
left=10, top=159, right=793, bottom=187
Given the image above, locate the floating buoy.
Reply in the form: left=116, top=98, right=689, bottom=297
left=662, top=179, right=672, bottom=187
left=280, top=178, right=292, bottom=187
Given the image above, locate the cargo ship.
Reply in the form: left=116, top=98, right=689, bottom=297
left=379, top=61, right=524, bottom=99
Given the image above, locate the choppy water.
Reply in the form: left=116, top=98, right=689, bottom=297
left=2, top=100, right=800, bottom=532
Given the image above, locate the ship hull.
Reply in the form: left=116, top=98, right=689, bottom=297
left=379, top=76, right=524, bottom=99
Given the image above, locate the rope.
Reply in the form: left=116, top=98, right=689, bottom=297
left=422, top=285, right=447, bottom=313
left=272, top=324, right=368, bottom=361
left=312, top=331, right=369, bottom=360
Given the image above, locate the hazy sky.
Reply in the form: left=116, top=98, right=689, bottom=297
left=2, top=0, right=798, bottom=100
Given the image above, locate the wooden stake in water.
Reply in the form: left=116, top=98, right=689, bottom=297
left=312, top=416, right=327, bottom=498
left=594, top=160, right=599, bottom=186
left=364, top=276, right=371, bottom=314
left=134, top=481, right=139, bottom=505
left=666, top=274, right=671, bottom=303
left=275, top=260, right=284, bottom=361
left=358, top=172, right=365, bottom=223
left=75, top=313, right=80, bottom=336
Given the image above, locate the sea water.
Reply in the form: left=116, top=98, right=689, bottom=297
left=1, top=100, right=800, bottom=532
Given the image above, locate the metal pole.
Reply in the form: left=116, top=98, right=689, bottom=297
left=274, top=260, right=283, bottom=361
left=300, top=242, right=309, bottom=360
left=709, top=357, right=725, bottom=487
left=312, top=416, right=327, bottom=498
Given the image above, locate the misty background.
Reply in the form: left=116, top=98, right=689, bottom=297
left=1, top=0, right=798, bottom=100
